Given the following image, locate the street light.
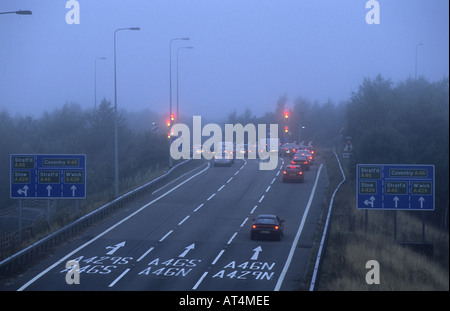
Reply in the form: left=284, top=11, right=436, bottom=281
left=94, top=57, right=106, bottom=110
left=168, top=37, right=189, bottom=167
left=176, top=46, right=193, bottom=123
left=415, top=43, right=423, bottom=80
left=113, top=27, right=140, bottom=198
left=0, top=10, right=32, bottom=15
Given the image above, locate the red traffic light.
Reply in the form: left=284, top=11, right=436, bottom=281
left=284, top=111, right=289, bottom=119
left=170, top=113, right=175, bottom=121
left=284, top=126, right=289, bottom=133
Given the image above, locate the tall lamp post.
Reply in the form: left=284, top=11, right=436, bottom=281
left=114, top=27, right=140, bottom=198
left=415, top=43, right=423, bottom=80
left=168, top=37, right=189, bottom=167
left=176, top=46, right=193, bottom=123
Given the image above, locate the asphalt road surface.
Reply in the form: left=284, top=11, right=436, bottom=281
left=1, top=155, right=328, bottom=291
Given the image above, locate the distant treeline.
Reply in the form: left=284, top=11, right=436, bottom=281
left=345, top=75, right=449, bottom=228
left=0, top=100, right=169, bottom=210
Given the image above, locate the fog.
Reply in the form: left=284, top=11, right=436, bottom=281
left=0, top=0, right=448, bottom=121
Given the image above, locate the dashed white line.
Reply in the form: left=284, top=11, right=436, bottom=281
left=276, top=171, right=280, bottom=176
left=265, top=186, right=271, bottom=193
left=212, top=249, right=225, bottom=265
left=136, top=247, right=154, bottom=262
left=251, top=205, right=258, bottom=214
left=240, top=217, right=249, bottom=227
left=178, top=215, right=190, bottom=225
left=234, top=170, right=240, bottom=176
left=159, top=230, right=173, bottom=242
left=227, top=232, right=238, bottom=245
left=227, top=177, right=233, bottom=183
left=258, top=195, right=265, bottom=203
left=207, top=193, right=216, bottom=201
left=194, top=203, right=204, bottom=212
left=108, top=268, right=130, bottom=287
left=193, top=272, right=208, bottom=290
left=217, top=185, right=225, bottom=192
left=271, top=177, right=276, bottom=184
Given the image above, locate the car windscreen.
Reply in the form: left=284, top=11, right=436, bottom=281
left=255, top=217, right=277, bottom=225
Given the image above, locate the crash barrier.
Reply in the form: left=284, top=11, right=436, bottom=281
left=0, top=159, right=201, bottom=277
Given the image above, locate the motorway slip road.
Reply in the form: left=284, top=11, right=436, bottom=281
left=1, top=156, right=328, bottom=291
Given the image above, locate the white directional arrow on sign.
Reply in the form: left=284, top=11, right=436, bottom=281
left=46, top=185, right=52, bottom=196
left=419, top=197, right=425, bottom=208
left=393, top=196, right=399, bottom=208
left=106, top=241, right=126, bottom=255
left=17, top=185, right=29, bottom=197
left=364, top=196, right=375, bottom=208
left=179, top=243, right=195, bottom=258
left=251, top=246, right=262, bottom=260
left=71, top=185, right=77, bottom=196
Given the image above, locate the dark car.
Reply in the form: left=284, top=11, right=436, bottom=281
left=280, top=143, right=297, bottom=157
left=291, top=155, right=310, bottom=171
left=296, top=149, right=314, bottom=164
left=250, top=214, right=285, bottom=241
left=282, top=165, right=304, bottom=183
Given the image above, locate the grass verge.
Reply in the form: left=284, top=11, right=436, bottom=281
left=317, top=149, right=449, bottom=291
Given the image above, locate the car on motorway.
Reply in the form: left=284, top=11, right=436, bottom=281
left=280, top=143, right=297, bottom=157
left=250, top=214, right=285, bottom=241
left=296, top=149, right=314, bottom=164
left=291, top=154, right=310, bottom=171
left=213, top=151, right=233, bottom=166
left=282, top=165, right=304, bottom=183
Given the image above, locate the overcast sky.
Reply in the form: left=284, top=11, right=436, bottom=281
left=0, top=0, right=448, bottom=122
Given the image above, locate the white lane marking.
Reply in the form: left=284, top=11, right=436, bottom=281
left=207, top=193, right=216, bottom=201
left=258, top=195, right=265, bottom=203
left=178, top=215, right=190, bottom=226
left=159, top=230, right=173, bottom=242
left=250, top=205, right=257, bottom=214
left=227, top=232, right=238, bottom=245
left=234, top=170, right=240, bottom=176
left=194, top=203, right=204, bottom=212
left=17, top=162, right=211, bottom=291
left=192, top=271, right=208, bottom=290
left=211, top=249, right=225, bottom=265
left=240, top=217, right=249, bottom=228
left=136, top=247, right=154, bottom=262
left=271, top=177, right=276, bottom=184
left=276, top=171, right=280, bottom=176
left=265, top=186, right=271, bottom=193
left=227, top=177, right=233, bottom=183
left=108, top=268, right=131, bottom=288
left=217, top=185, right=225, bottom=192
left=274, top=164, right=323, bottom=291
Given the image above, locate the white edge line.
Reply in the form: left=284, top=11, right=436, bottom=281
left=192, top=271, right=208, bottom=290
left=274, top=163, right=323, bottom=291
left=17, top=162, right=211, bottom=291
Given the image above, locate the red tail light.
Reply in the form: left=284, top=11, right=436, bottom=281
left=252, top=225, right=256, bottom=229
left=299, top=171, right=303, bottom=175
left=291, top=161, right=295, bottom=164
left=304, top=161, right=308, bottom=164
left=283, top=171, right=287, bottom=174
left=275, top=226, right=279, bottom=230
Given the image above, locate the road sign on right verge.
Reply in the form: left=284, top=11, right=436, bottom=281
left=356, top=164, right=435, bottom=211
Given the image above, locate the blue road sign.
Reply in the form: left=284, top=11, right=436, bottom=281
left=11, top=154, right=86, bottom=199
left=356, top=164, right=434, bottom=211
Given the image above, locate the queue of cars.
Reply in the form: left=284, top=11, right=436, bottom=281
left=281, top=143, right=316, bottom=183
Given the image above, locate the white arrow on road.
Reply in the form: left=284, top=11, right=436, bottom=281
left=106, top=241, right=126, bottom=255
left=419, top=197, right=425, bottom=208
left=393, top=196, right=399, bottom=208
left=179, top=243, right=195, bottom=258
left=251, top=246, right=262, bottom=260
left=46, top=185, right=52, bottom=196
left=17, top=185, right=29, bottom=197
left=364, top=196, right=375, bottom=208
left=71, top=185, right=77, bottom=196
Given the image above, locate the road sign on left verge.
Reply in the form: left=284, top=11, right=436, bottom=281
left=10, top=154, right=86, bottom=199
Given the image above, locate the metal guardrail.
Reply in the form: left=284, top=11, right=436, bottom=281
left=309, top=151, right=346, bottom=291
left=0, top=159, right=199, bottom=277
